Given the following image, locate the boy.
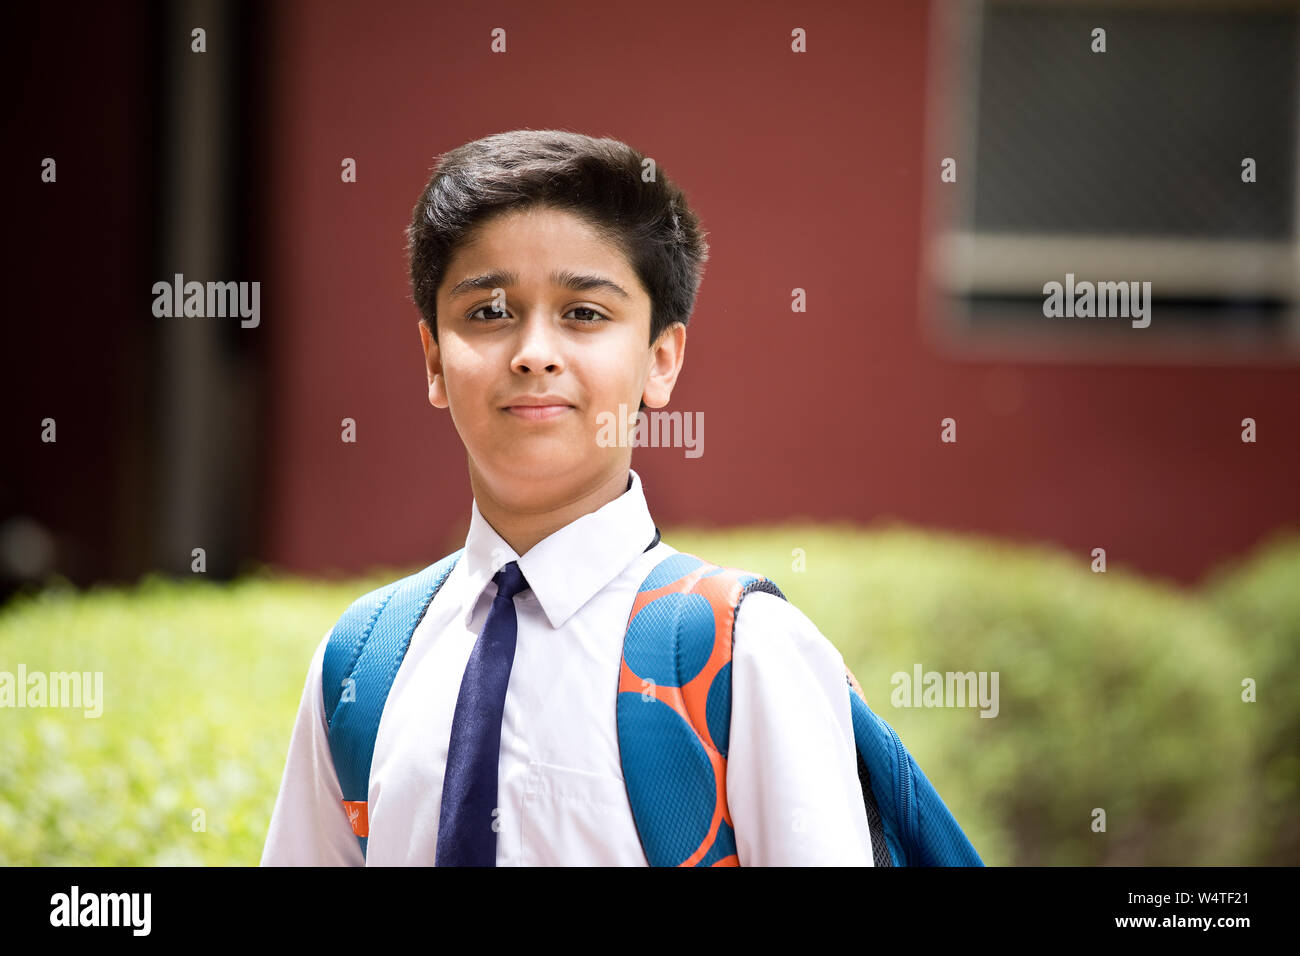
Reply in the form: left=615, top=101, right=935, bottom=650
left=260, top=130, right=874, bottom=866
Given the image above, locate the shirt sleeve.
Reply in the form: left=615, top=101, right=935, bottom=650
left=259, top=630, right=366, bottom=866
left=726, top=591, right=875, bottom=866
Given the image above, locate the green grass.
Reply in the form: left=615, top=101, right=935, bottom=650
left=1, top=527, right=1296, bottom=865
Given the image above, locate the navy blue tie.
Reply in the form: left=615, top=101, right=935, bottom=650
left=436, top=560, right=531, bottom=866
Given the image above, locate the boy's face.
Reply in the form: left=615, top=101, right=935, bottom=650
left=419, top=205, right=685, bottom=503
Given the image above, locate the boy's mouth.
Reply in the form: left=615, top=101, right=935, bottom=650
left=504, top=404, right=572, bottom=421
left=501, top=394, right=575, bottom=422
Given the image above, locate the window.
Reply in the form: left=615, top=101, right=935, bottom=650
left=923, top=0, right=1300, bottom=362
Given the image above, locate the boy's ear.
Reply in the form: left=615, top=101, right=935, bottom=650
left=418, top=320, right=449, bottom=409
left=642, top=321, right=687, bottom=409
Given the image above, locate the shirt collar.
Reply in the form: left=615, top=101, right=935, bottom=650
left=460, top=468, right=658, bottom=630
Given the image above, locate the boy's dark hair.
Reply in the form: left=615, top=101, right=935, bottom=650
left=406, top=130, right=709, bottom=413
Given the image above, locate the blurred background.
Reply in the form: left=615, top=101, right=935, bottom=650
left=2, top=0, right=1297, bottom=865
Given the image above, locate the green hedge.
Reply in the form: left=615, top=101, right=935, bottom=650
left=0, top=528, right=1295, bottom=865
left=0, top=570, right=398, bottom=865
left=1201, top=535, right=1300, bottom=866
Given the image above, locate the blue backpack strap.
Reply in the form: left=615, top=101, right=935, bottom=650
left=617, top=551, right=785, bottom=866
left=322, top=549, right=464, bottom=858
left=845, top=679, right=984, bottom=866
left=619, top=551, right=983, bottom=867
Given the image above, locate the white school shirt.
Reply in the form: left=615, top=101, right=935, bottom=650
left=260, top=468, right=874, bottom=866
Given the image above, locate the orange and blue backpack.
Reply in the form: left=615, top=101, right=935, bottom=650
left=322, top=547, right=984, bottom=866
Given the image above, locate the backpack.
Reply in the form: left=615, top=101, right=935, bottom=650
left=322, top=548, right=984, bottom=866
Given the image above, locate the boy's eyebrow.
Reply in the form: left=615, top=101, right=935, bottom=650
left=446, top=269, right=632, bottom=300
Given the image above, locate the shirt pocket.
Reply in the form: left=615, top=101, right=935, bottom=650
left=520, top=760, right=641, bottom=866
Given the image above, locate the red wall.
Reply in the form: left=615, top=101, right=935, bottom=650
left=260, top=0, right=1299, bottom=585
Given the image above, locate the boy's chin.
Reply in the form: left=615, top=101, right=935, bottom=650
left=487, top=446, right=586, bottom=483
left=488, top=447, right=626, bottom=489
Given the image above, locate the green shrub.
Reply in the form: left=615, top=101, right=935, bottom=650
left=0, top=568, right=398, bottom=865
left=1202, top=533, right=1300, bottom=866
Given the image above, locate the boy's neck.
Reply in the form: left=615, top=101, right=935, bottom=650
left=468, top=463, right=632, bottom=557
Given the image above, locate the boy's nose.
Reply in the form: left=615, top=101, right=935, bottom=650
left=510, top=312, right=565, bottom=373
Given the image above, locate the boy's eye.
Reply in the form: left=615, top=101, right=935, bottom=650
left=565, top=307, right=609, bottom=323
left=468, top=305, right=508, bottom=321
